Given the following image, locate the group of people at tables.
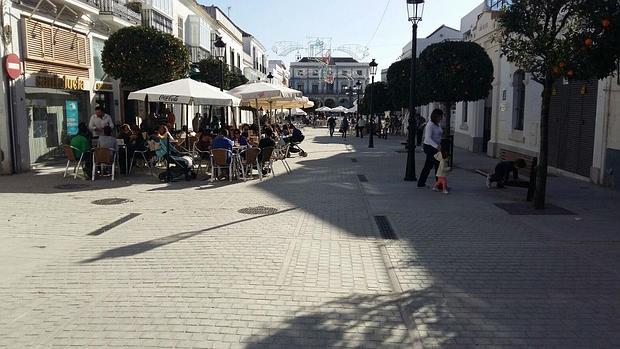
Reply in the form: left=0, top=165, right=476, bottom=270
left=69, top=106, right=305, bottom=180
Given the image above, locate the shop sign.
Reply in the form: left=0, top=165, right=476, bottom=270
left=35, top=75, right=85, bottom=90
left=66, top=100, right=79, bottom=136
left=4, top=54, right=21, bottom=80
left=95, top=81, right=113, bottom=91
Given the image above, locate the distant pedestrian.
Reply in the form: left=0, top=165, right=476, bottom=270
left=356, top=117, right=366, bottom=138
left=486, top=159, right=527, bottom=188
left=432, top=148, right=450, bottom=194
left=327, top=116, right=336, bottom=137
left=340, top=117, right=349, bottom=138
left=417, top=109, right=444, bottom=188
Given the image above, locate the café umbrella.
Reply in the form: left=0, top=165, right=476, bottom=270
left=128, top=78, right=240, bottom=151
left=228, top=82, right=303, bottom=133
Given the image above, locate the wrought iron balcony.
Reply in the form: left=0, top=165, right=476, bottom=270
left=97, top=0, right=141, bottom=25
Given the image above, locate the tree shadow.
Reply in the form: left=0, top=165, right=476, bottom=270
left=80, top=208, right=297, bottom=263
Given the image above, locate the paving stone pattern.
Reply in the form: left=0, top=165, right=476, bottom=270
left=1, top=128, right=619, bottom=348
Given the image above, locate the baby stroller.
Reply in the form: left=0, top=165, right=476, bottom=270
left=152, top=136, right=197, bottom=182
left=285, top=134, right=307, bottom=157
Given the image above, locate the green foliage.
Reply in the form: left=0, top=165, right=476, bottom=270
left=386, top=58, right=428, bottom=109
left=499, top=0, right=620, bottom=82
left=418, top=41, right=494, bottom=105
left=359, top=82, right=391, bottom=115
left=102, top=26, right=189, bottom=89
left=192, top=57, right=248, bottom=90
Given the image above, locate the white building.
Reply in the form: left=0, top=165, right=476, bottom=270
left=0, top=0, right=142, bottom=174
left=242, top=32, right=267, bottom=82
left=268, top=60, right=290, bottom=87
left=454, top=1, right=620, bottom=188
left=289, top=57, right=370, bottom=109
left=381, top=25, right=461, bottom=85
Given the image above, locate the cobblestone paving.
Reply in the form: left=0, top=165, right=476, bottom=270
left=0, top=130, right=410, bottom=349
left=1, top=128, right=620, bottom=348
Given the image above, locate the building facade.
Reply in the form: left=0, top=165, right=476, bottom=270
left=268, top=60, right=290, bottom=87
left=0, top=1, right=269, bottom=174
left=0, top=0, right=142, bottom=174
left=453, top=0, right=620, bottom=188
left=289, top=57, right=369, bottom=109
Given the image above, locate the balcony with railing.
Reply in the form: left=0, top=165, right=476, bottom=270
left=97, top=0, right=141, bottom=27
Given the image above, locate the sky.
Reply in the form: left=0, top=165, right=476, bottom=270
left=198, top=0, right=484, bottom=80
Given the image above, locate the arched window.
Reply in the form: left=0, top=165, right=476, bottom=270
left=512, top=70, right=526, bottom=131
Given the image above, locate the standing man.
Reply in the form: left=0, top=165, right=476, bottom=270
left=327, top=115, right=337, bottom=137
left=357, top=116, right=366, bottom=138
left=88, top=106, right=114, bottom=137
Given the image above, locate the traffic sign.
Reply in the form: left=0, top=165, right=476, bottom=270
left=4, top=54, right=21, bottom=80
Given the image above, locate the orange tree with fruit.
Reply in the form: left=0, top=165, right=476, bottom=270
left=499, top=0, right=619, bottom=209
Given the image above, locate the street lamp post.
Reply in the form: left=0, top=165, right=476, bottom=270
left=214, top=36, right=227, bottom=127
left=404, top=0, right=425, bottom=182
left=368, top=59, right=378, bottom=148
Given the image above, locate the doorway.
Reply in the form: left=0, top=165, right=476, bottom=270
left=482, top=93, right=492, bottom=153
left=548, top=79, right=597, bottom=177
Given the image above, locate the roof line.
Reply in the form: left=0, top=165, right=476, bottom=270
left=425, top=24, right=460, bottom=38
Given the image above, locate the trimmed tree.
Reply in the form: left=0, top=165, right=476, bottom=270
left=418, top=41, right=494, bottom=139
left=192, top=57, right=248, bottom=90
left=499, top=0, right=620, bottom=209
left=102, top=26, right=189, bottom=90
left=386, top=57, right=429, bottom=110
left=359, top=81, right=392, bottom=115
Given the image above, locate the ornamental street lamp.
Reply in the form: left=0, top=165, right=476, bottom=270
left=267, top=72, right=274, bottom=84
left=368, top=59, right=378, bottom=148
left=214, top=36, right=226, bottom=126
left=404, top=0, right=425, bottom=182
left=213, top=36, right=226, bottom=92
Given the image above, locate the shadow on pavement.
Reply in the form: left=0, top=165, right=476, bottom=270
left=80, top=208, right=297, bottom=264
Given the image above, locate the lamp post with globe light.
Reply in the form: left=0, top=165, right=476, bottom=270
left=213, top=36, right=227, bottom=126
left=404, top=0, right=425, bottom=181
left=368, top=59, right=378, bottom=148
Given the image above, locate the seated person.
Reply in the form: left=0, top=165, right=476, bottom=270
left=232, top=129, right=249, bottom=147
left=70, top=123, right=92, bottom=177
left=194, top=131, right=213, bottom=160
left=212, top=128, right=234, bottom=162
left=284, top=125, right=304, bottom=143
left=158, top=125, right=175, bottom=142
left=98, top=126, right=118, bottom=151
left=258, top=128, right=276, bottom=175
left=486, top=158, right=527, bottom=188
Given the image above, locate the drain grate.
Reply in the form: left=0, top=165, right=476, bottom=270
left=238, top=206, right=279, bottom=215
left=351, top=158, right=358, bottom=163
left=374, top=216, right=398, bottom=240
left=91, top=198, right=132, bottom=206
left=55, top=183, right=90, bottom=190
left=357, top=174, right=368, bottom=182
left=89, top=213, right=141, bottom=236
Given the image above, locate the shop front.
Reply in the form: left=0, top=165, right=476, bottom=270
left=21, top=17, right=92, bottom=163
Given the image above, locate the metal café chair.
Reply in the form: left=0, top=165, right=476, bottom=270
left=239, top=147, right=262, bottom=181
left=210, top=148, right=233, bottom=182
left=192, top=143, right=211, bottom=175
left=63, top=145, right=84, bottom=179
left=92, top=148, right=117, bottom=181
left=129, top=149, right=153, bottom=176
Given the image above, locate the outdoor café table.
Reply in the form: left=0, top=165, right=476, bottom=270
left=232, top=145, right=247, bottom=180
left=117, top=141, right=128, bottom=175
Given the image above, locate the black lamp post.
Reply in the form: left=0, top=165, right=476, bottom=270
left=214, top=36, right=226, bottom=127
left=368, top=59, right=378, bottom=148
left=214, top=36, right=226, bottom=92
left=267, top=72, right=274, bottom=84
left=404, top=0, right=425, bottom=182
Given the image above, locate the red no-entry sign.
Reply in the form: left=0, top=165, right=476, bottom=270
left=4, top=54, right=21, bottom=80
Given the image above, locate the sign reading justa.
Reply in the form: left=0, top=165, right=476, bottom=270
left=35, top=75, right=85, bottom=90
